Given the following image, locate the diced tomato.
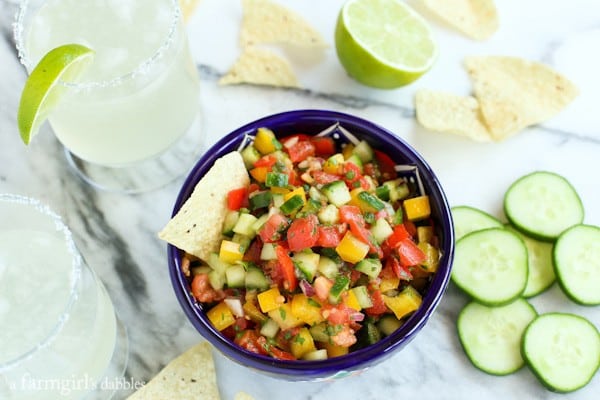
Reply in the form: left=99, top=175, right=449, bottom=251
left=385, top=224, right=411, bottom=248
left=256, top=335, right=296, bottom=360
left=235, top=330, right=269, bottom=355
left=287, top=141, right=315, bottom=163
left=313, top=276, right=333, bottom=301
left=253, top=154, right=279, bottom=169
left=287, top=168, right=302, bottom=187
left=243, top=237, right=263, bottom=263
left=342, top=162, right=363, bottom=189
left=374, top=150, right=397, bottom=181
left=312, top=171, right=341, bottom=184
left=222, top=317, right=251, bottom=339
left=287, top=214, right=319, bottom=252
left=281, top=134, right=310, bottom=149
left=275, top=245, right=298, bottom=291
left=247, top=183, right=260, bottom=195
left=387, top=256, right=413, bottom=281
left=331, top=324, right=357, bottom=347
left=191, top=274, right=225, bottom=303
left=323, top=303, right=355, bottom=325
left=338, top=205, right=383, bottom=258
left=259, top=213, right=290, bottom=243
left=316, top=225, right=342, bottom=248
left=365, top=286, right=387, bottom=316
left=363, top=163, right=380, bottom=180
left=396, top=238, right=427, bottom=267
left=227, top=187, right=248, bottom=211
left=310, top=137, right=336, bottom=157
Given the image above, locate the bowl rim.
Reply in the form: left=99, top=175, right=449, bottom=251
left=167, top=109, right=455, bottom=378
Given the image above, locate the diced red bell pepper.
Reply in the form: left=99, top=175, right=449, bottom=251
left=287, top=214, right=319, bottom=252
left=396, top=238, right=427, bottom=267
left=275, top=245, right=298, bottom=291
left=227, top=187, right=248, bottom=211
left=387, top=256, right=413, bottom=281
left=310, top=137, right=336, bottom=157
left=312, top=170, right=341, bottom=184
left=256, top=335, right=296, bottom=360
left=384, top=224, right=411, bottom=248
left=316, top=225, right=342, bottom=248
left=259, top=213, right=290, bottom=243
left=374, top=150, right=398, bottom=181
left=287, top=140, right=316, bottom=163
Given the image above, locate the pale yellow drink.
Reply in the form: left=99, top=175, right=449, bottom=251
left=21, top=0, right=200, bottom=166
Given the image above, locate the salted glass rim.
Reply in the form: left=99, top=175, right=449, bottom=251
left=0, top=194, right=82, bottom=372
left=13, top=0, right=182, bottom=91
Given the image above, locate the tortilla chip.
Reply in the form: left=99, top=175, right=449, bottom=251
left=234, top=392, right=255, bottom=400
left=219, top=47, right=298, bottom=88
left=465, top=56, right=578, bottom=140
left=240, top=0, right=326, bottom=48
left=179, top=0, right=200, bottom=22
left=423, top=0, right=498, bottom=41
left=415, top=89, right=492, bottom=142
left=158, top=152, right=249, bottom=261
left=127, top=342, right=220, bottom=400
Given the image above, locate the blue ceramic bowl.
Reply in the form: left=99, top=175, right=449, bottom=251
left=168, top=110, right=454, bottom=381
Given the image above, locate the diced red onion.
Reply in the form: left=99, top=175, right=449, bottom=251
left=350, top=312, right=365, bottom=322
left=299, top=279, right=316, bottom=297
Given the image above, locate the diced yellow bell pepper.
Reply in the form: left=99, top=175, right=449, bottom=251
left=268, top=303, right=304, bottom=330
left=342, top=144, right=355, bottom=160
left=323, top=342, right=349, bottom=357
left=270, top=186, right=290, bottom=195
left=417, top=226, right=434, bottom=243
left=417, top=242, right=439, bottom=273
left=284, top=186, right=306, bottom=204
left=343, top=289, right=361, bottom=311
left=242, top=301, right=268, bottom=324
left=206, top=301, right=236, bottom=331
left=379, top=276, right=400, bottom=293
left=403, top=195, right=431, bottom=221
left=257, top=287, right=284, bottom=313
left=291, top=294, right=324, bottom=325
left=290, top=327, right=317, bottom=359
left=250, top=166, right=268, bottom=183
left=382, top=286, right=422, bottom=320
left=219, top=240, right=244, bottom=264
left=254, top=127, right=281, bottom=155
left=323, top=153, right=345, bottom=174
left=336, top=231, right=370, bottom=264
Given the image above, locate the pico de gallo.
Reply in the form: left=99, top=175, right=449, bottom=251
left=184, top=127, right=441, bottom=361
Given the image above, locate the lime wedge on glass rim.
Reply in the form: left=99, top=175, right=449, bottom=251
left=335, top=0, right=437, bottom=89
left=17, top=44, right=94, bottom=144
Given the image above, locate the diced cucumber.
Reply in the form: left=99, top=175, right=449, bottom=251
left=504, top=171, right=584, bottom=241
left=260, top=242, right=277, bottom=260
left=260, top=318, right=280, bottom=338
left=231, top=233, right=251, bottom=253
left=280, top=195, right=304, bottom=215
left=322, top=180, right=350, bottom=207
left=272, top=193, right=285, bottom=208
left=356, top=191, right=384, bottom=212
left=251, top=213, right=269, bottom=233
left=298, top=199, right=321, bottom=216
left=302, top=349, right=328, bottom=361
left=521, top=313, right=600, bottom=393
left=377, top=315, right=402, bottom=337
left=207, top=252, right=229, bottom=274
left=318, top=204, right=339, bottom=225
left=355, top=258, right=382, bottom=279
left=191, top=265, right=212, bottom=276
left=351, top=285, right=373, bottom=308
left=208, top=270, right=225, bottom=290
left=225, top=264, right=246, bottom=288
left=245, top=266, right=270, bottom=290
left=233, top=213, right=258, bottom=237
left=308, top=186, right=326, bottom=203
left=222, top=210, right=240, bottom=237
left=241, top=145, right=261, bottom=169
left=317, top=256, right=340, bottom=279
left=328, top=275, right=350, bottom=304
left=383, top=179, right=410, bottom=203
left=293, top=252, right=320, bottom=282
left=553, top=224, right=600, bottom=305
left=249, top=191, right=272, bottom=210
left=355, top=320, right=381, bottom=348
left=309, top=323, right=331, bottom=343
left=370, top=218, right=393, bottom=244
left=392, top=207, right=403, bottom=225
left=451, top=205, right=503, bottom=241
left=352, top=140, right=374, bottom=163
left=452, top=228, right=528, bottom=306
left=457, top=299, right=537, bottom=376
left=505, top=224, right=555, bottom=298
left=265, top=172, right=289, bottom=188
left=375, top=185, right=390, bottom=201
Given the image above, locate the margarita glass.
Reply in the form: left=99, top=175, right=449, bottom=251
left=0, top=194, right=128, bottom=400
left=15, top=0, right=203, bottom=193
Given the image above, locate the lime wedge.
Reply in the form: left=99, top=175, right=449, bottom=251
left=18, top=44, right=94, bottom=144
left=335, top=0, right=437, bottom=89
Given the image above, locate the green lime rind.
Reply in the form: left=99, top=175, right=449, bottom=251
left=18, top=44, right=94, bottom=144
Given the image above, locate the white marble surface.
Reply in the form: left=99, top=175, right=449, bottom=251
left=1, top=0, right=599, bottom=399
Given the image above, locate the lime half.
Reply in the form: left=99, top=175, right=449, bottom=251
left=18, top=44, right=94, bottom=144
left=335, top=0, right=437, bottom=89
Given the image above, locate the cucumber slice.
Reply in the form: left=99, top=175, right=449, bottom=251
left=505, top=224, right=555, bottom=298
left=521, top=313, right=600, bottom=393
left=452, top=228, right=528, bottom=306
left=457, top=299, right=537, bottom=376
left=451, top=205, right=503, bottom=241
left=553, top=224, right=600, bottom=305
left=504, top=171, right=584, bottom=241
